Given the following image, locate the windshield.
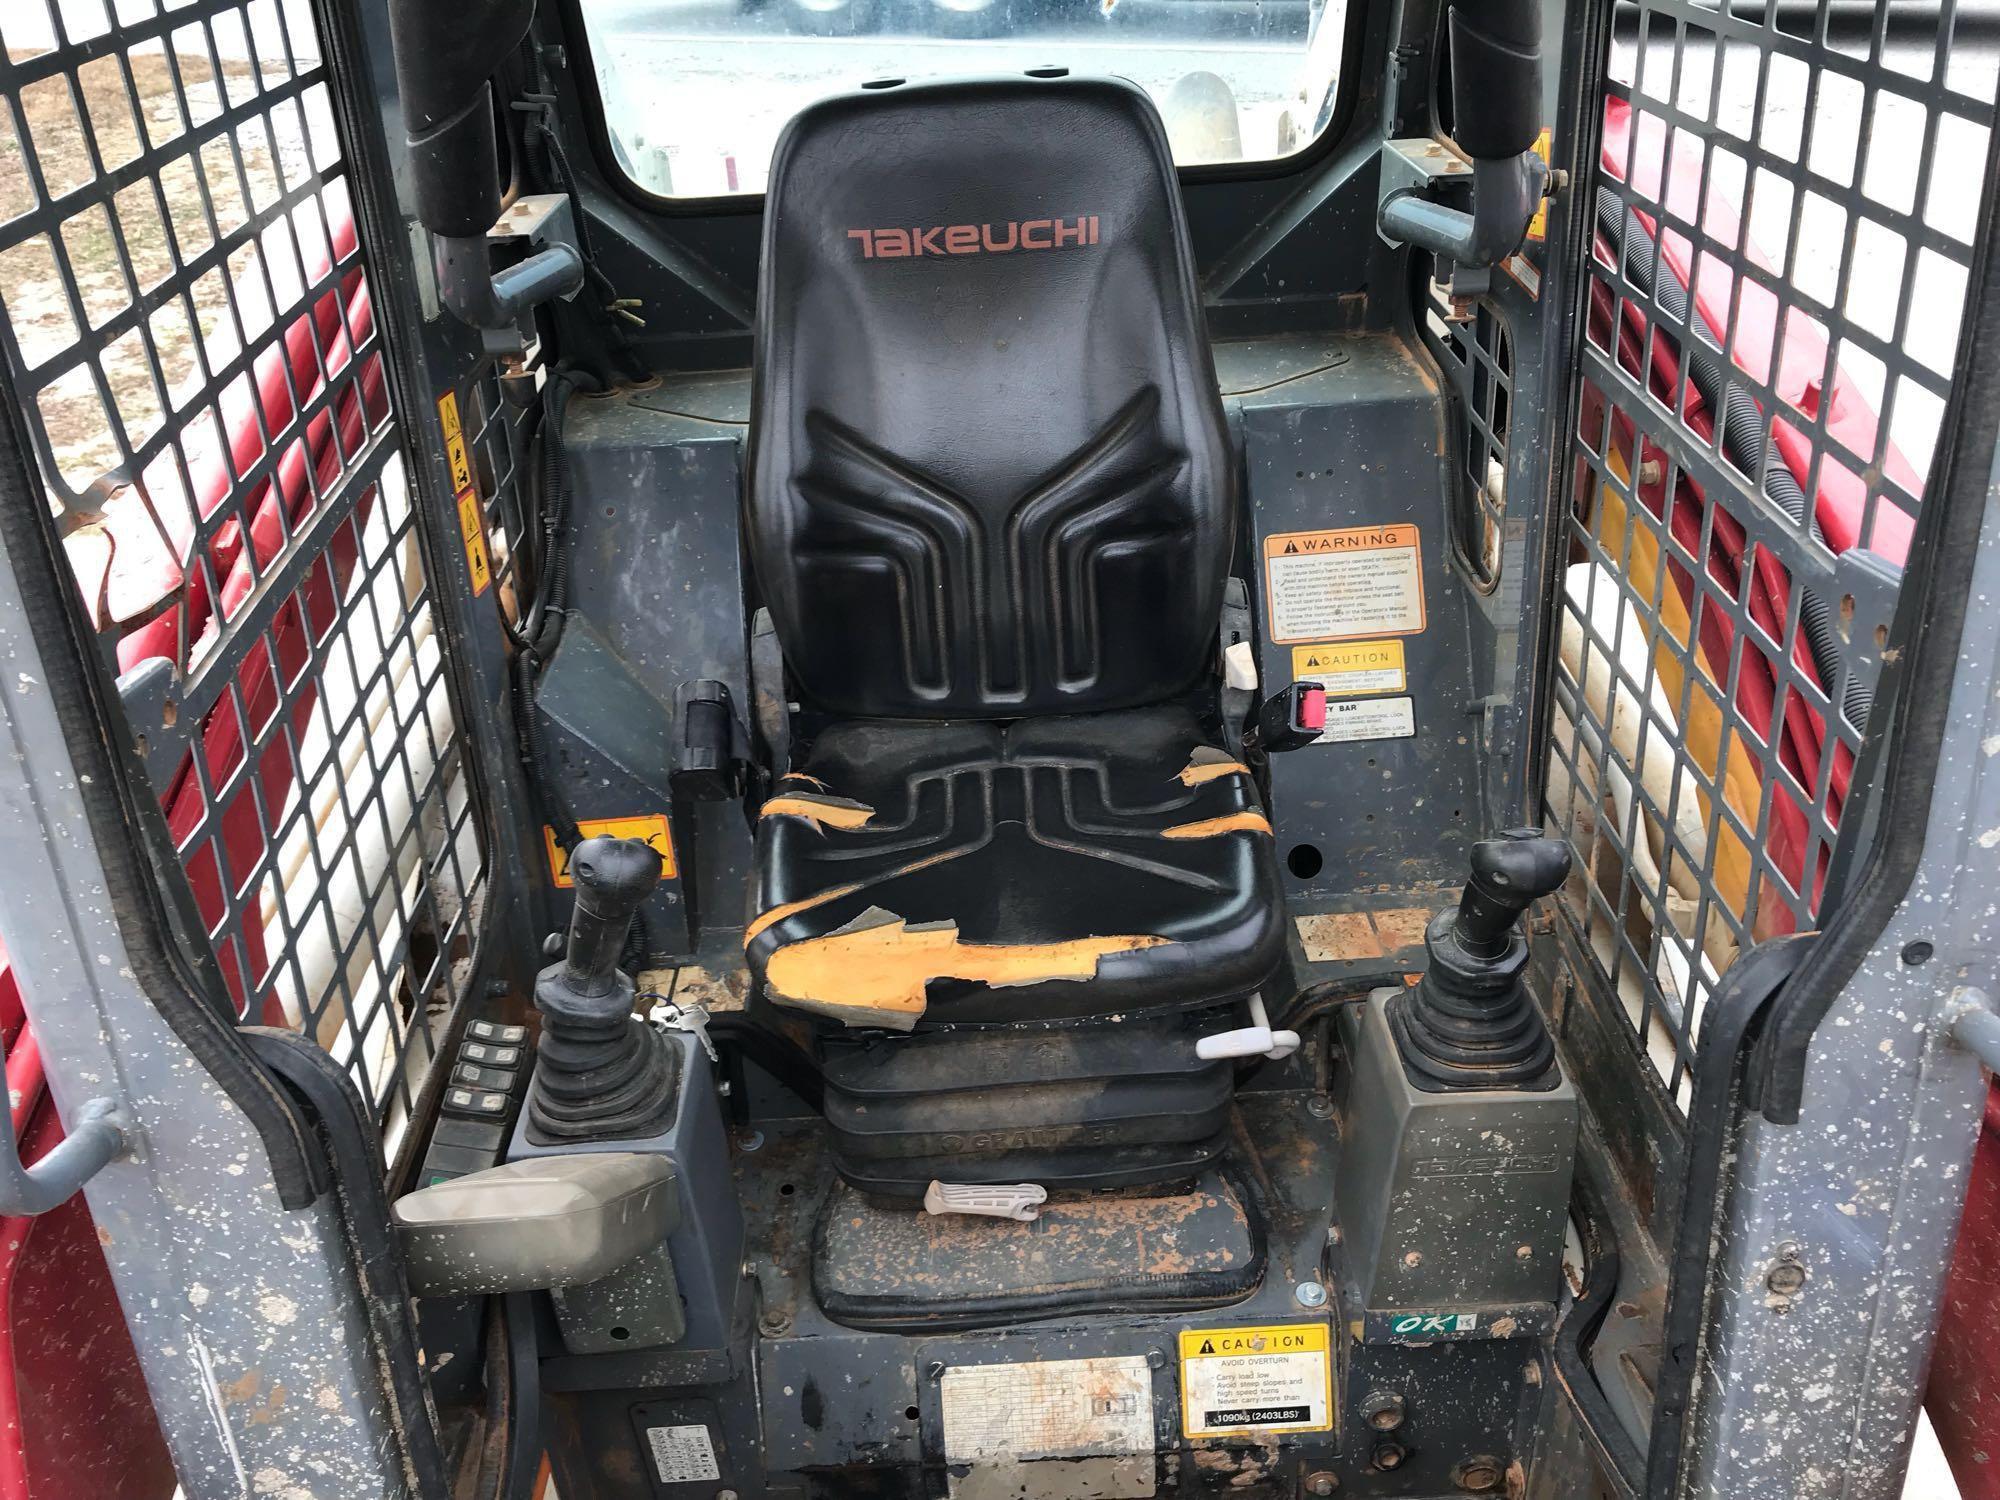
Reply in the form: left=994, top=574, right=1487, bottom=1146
left=577, top=0, right=1349, bottom=199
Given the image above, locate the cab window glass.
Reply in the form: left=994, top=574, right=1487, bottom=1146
left=577, top=0, right=1350, bottom=199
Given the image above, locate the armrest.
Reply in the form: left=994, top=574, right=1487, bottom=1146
left=392, top=1153, right=678, bottom=1296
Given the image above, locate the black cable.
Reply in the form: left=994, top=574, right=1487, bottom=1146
left=509, top=366, right=603, bottom=856
left=707, top=1013, right=827, bottom=1115
left=1593, top=188, right=1871, bottom=729
left=1555, top=1150, right=1645, bottom=1497
left=1278, top=970, right=1413, bottom=1033
left=510, top=48, right=649, bottom=387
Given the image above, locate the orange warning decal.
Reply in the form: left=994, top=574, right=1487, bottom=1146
left=545, top=815, right=678, bottom=887
left=1262, top=524, right=1426, bottom=644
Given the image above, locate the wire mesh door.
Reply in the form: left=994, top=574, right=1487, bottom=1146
left=0, top=0, right=494, bottom=1166
left=1545, top=0, right=1999, bottom=1113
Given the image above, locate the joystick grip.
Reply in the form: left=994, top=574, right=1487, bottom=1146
left=562, top=835, right=661, bottom=990
left=1453, top=829, right=1571, bottom=957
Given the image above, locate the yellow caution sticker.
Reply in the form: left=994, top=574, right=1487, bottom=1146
left=545, top=815, right=678, bottom=887
left=456, top=491, right=492, bottom=593
left=1178, top=1322, right=1334, bottom=1439
left=1290, top=638, right=1407, bottom=697
left=1526, top=126, right=1554, bottom=243
left=437, top=389, right=492, bottom=596
left=1262, top=524, right=1426, bottom=644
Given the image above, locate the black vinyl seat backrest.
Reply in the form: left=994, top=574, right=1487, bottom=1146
left=747, top=74, right=1234, bottom=720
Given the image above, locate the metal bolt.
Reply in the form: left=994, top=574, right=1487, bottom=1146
left=1295, top=1281, right=1328, bottom=1309
left=1307, top=1093, right=1336, bottom=1119
left=926, top=1360, right=946, bottom=1380
left=1454, top=1457, right=1503, bottom=1492
left=1371, top=1439, right=1409, bottom=1471
left=1766, top=1261, right=1807, bottom=1296
left=1515, top=1244, right=1533, bottom=1260
left=716, top=1491, right=739, bottom=1500
left=1361, top=1390, right=1407, bottom=1430
left=735, top=1128, right=764, bottom=1152
left=1306, top=1472, right=1339, bottom=1496
left=1145, top=1348, right=1166, bottom=1369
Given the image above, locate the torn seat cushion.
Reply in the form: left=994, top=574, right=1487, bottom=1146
left=745, top=705, right=1285, bottom=1029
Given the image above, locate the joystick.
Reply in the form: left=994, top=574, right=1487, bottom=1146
left=1388, top=829, right=1571, bottom=1091
left=526, top=836, right=680, bottom=1142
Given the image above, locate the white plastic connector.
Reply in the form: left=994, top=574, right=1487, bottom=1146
left=1223, top=639, right=1260, bottom=691
left=923, top=1180, right=1048, bottom=1222
left=1195, top=994, right=1302, bottom=1062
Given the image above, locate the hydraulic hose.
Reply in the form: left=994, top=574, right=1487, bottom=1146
left=1279, top=970, right=1413, bottom=1033
left=1593, top=188, right=1871, bottom=730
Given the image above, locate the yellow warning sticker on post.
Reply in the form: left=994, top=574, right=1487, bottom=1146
left=1290, top=638, right=1407, bottom=697
left=458, top=492, right=492, bottom=593
left=1262, top=524, right=1426, bottom=644
left=545, top=815, right=678, bottom=887
left=1178, top=1323, right=1334, bottom=1439
left=437, top=391, right=475, bottom=491
left=1526, top=127, right=1554, bottom=243
left=446, top=432, right=474, bottom=495
left=437, top=389, right=492, bottom=596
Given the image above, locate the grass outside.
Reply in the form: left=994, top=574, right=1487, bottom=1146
left=0, top=42, right=320, bottom=499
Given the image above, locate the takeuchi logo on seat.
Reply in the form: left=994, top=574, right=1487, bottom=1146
left=845, top=216, right=1101, bottom=259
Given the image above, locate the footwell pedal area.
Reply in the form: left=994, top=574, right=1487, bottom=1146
left=812, top=1166, right=1265, bottom=1330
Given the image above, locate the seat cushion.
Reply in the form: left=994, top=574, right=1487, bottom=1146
left=745, top=706, right=1285, bottom=1028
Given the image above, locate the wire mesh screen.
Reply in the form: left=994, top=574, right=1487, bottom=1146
left=0, top=0, right=489, bottom=1151
left=1418, top=267, right=1514, bottom=591
left=1547, top=0, right=1998, bottom=1109
left=460, top=369, right=524, bottom=612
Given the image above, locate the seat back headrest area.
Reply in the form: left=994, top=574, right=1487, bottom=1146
left=748, top=74, right=1234, bottom=720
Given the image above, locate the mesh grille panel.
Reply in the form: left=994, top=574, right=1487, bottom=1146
left=0, top=0, right=487, bottom=1149
left=1547, top=0, right=1997, bottom=1108
left=1419, top=271, right=1515, bottom=590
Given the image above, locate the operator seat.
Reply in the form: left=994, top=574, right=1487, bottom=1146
left=743, top=75, right=1285, bottom=1182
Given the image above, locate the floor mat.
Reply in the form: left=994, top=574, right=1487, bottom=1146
left=812, top=1165, right=1265, bottom=1331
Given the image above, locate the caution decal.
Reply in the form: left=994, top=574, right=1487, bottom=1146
left=437, top=389, right=492, bottom=596
left=1290, top=638, right=1407, bottom=697
left=1178, top=1322, right=1333, bottom=1439
left=1262, top=524, right=1425, bottom=644
left=545, top=814, right=678, bottom=887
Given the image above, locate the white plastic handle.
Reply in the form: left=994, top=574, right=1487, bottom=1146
left=922, top=1180, right=1048, bottom=1222
left=1195, top=995, right=1301, bottom=1062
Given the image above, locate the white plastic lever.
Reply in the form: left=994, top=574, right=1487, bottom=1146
left=1195, top=994, right=1302, bottom=1062
left=922, top=1180, right=1048, bottom=1222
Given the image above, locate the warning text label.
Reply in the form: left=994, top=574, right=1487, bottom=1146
left=1178, top=1323, right=1333, bottom=1440
left=1290, top=638, right=1407, bottom=696
left=1263, top=524, right=1425, bottom=643
left=1316, top=695, right=1417, bottom=746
